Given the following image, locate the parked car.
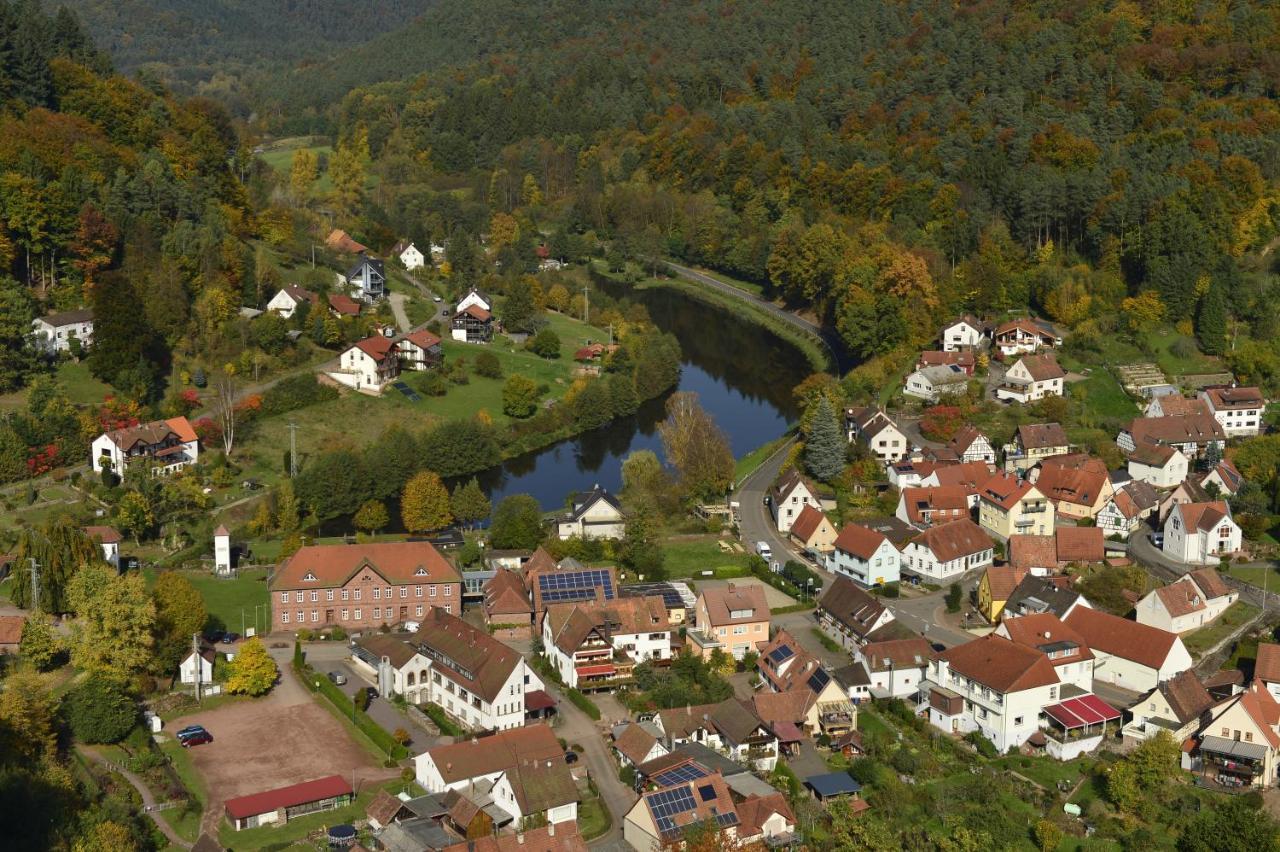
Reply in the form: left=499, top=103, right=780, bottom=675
left=181, top=731, right=213, bottom=748
left=222, top=632, right=241, bottom=643
left=564, top=751, right=579, bottom=764
left=175, top=725, right=207, bottom=741
left=1150, top=532, right=1164, bottom=548
left=432, top=295, right=443, bottom=303
left=327, top=671, right=347, bottom=686
left=755, top=541, right=772, bottom=560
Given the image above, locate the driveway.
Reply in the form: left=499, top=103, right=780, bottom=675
left=388, top=292, right=412, bottom=333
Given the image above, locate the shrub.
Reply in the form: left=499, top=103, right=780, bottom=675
left=474, top=351, right=503, bottom=378
left=259, top=374, right=339, bottom=416
left=566, top=687, right=601, bottom=720
left=66, top=678, right=137, bottom=744
left=527, top=328, right=561, bottom=358
left=965, top=731, right=998, bottom=758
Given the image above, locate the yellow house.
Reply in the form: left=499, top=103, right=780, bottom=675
left=978, top=472, right=1055, bottom=539
left=976, top=564, right=1028, bottom=623
left=788, top=505, right=838, bottom=554
left=1193, top=682, right=1280, bottom=789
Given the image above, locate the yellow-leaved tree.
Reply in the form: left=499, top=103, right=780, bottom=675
left=225, top=637, right=278, bottom=696
left=401, top=470, right=453, bottom=533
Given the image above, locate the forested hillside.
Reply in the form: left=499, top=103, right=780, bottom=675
left=283, top=0, right=1280, bottom=382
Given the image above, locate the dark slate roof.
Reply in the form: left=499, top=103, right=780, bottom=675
left=1004, top=575, right=1084, bottom=619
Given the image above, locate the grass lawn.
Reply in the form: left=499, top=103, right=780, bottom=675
left=257, top=137, right=340, bottom=195
left=1067, top=368, right=1137, bottom=421
left=143, top=567, right=271, bottom=636
left=1222, top=561, right=1280, bottom=591
left=993, top=754, right=1094, bottom=790
left=578, top=794, right=612, bottom=840
left=661, top=537, right=751, bottom=580
left=1183, top=600, right=1261, bottom=656
left=857, top=708, right=892, bottom=738
left=734, top=436, right=790, bottom=484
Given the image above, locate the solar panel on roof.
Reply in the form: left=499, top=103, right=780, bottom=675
left=620, top=582, right=688, bottom=609
left=537, top=569, right=615, bottom=603
left=715, top=812, right=739, bottom=827
left=698, top=784, right=716, bottom=802
left=767, top=645, right=795, bottom=665
left=807, top=667, right=831, bottom=692
left=653, top=763, right=709, bottom=787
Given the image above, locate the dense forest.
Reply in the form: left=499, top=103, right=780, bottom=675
left=244, top=0, right=1280, bottom=381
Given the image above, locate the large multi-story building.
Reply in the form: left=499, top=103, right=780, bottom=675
left=91, top=416, right=199, bottom=476
left=1199, top=386, right=1266, bottom=438
left=270, top=541, right=461, bottom=632
left=541, top=594, right=672, bottom=689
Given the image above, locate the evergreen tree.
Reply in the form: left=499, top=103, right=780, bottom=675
left=450, top=478, right=491, bottom=528
left=804, top=397, right=845, bottom=482
left=1196, top=282, right=1227, bottom=356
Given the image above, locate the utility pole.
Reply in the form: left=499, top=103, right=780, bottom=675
left=287, top=422, right=298, bottom=478
left=608, top=323, right=614, bottom=347
left=582, top=285, right=589, bottom=326
left=28, top=558, right=39, bottom=613
left=192, top=632, right=202, bottom=703
left=311, top=244, right=317, bottom=268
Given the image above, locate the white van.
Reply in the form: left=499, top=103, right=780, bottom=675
left=756, top=541, right=772, bottom=560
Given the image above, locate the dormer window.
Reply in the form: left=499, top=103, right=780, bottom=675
left=415, top=567, right=428, bottom=576
left=303, top=572, right=317, bottom=582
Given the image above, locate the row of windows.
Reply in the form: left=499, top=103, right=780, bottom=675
left=281, top=584, right=452, bottom=604
left=279, top=602, right=452, bottom=623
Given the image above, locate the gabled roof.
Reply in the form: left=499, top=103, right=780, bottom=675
left=328, top=293, right=361, bottom=315
left=325, top=228, right=368, bottom=254
left=443, top=823, right=587, bottom=852
left=860, top=636, right=934, bottom=672
left=1154, top=395, right=1211, bottom=417
left=1005, top=575, right=1086, bottom=619
left=1203, top=385, right=1265, bottom=410
left=736, top=793, right=796, bottom=838
left=415, top=608, right=527, bottom=703
left=1202, top=459, right=1243, bottom=494
left=946, top=426, right=988, bottom=456
left=104, top=416, right=197, bottom=450
left=943, top=313, right=990, bottom=333
left=938, top=633, right=1059, bottom=693
left=0, top=615, right=26, bottom=645
left=919, top=350, right=975, bottom=369
left=424, top=724, right=563, bottom=784
left=1064, top=606, right=1180, bottom=670
left=1174, top=501, right=1232, bottom=533
left=1016, top=423, right=1069, bottom=450
left=995, top=317, right=1057, bottom=338
left=352, top=334, right=396, bottom=361
left=640, top=771, right=738, bottom=840
left=1015, top=353, right=1065, bottom=382
left=908, top=519, right=992, bottom=563
left=225, top=775, right=351, bottom=820
left=845, top=406, right=901, bottom=441
left=929, top=461, right=994, bottom=491
left=982, top=564, right=1028, bottom=602
left=1255, top=643, right=1280, bottom=683
left=1008, top=535, right=1057, bottom=571
left=483, top=569, right=532, bottom=617
left=1127, top=440, right=1179, bottom=467
left=1055, top=526, right=1104, bottom=564
left=1219, top=683, right=1280, bottom=749
left=1122, top=480, right=1161, bottom=512
left=82, top=525, right=123, bottom=544
left=563, top=486, right=623, bottom=522
left=279, top=284, right=318, bottom=305
left=899, top=486, right=970, bottom=524
left=38, top=307, right=93, bottom=326
left=614, top=722, right=660, bottom=765
left=698, top=583, right=769, bottom=627
left=1035, top=454, right=1109, bottom=508
left=1124, top=414, right=1224, bottom=447
left=659, top=699, right=769, bottom=746
left=271, top=541, right=460, bottom=590
left=1158, top=670, right=1214, bottom=724
left=788, top=505, right=830, bottom=543
left=1189, top=568, right=1232, bottom=601
left=818, top=577, right=890, bottom=640
left=504, top=757, right=579, bottom=815
left=346, top=255, right=385, bottom=280
left=354, top=632, right=420, bottom=669
left=999, top=613, right=1093, bottom=665
left=1153, top=581, right=1207, bottom=618
left=832, top=524, right=889, bottom=560
left=544, top=595, right=668, bottom=655
left=751, top=689, right=816, bottom=724
left=400, top=329, right=442, bottom=350
left=459, top=304, right=492, bottom=321
left=979, top=472, right=1038, bottom=510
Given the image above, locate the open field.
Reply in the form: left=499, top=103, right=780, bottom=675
left=1182, top=600, right=1261, bottom=656
left=661, top=536, right=751, bottom=580
left=143, top=568, right=271, bottom=636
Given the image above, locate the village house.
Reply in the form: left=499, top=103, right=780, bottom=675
left=788, top=504, right=837, bottom=555
left=1201, top=459, right=1244, bottom=496
left=482, top=570, right=534, bottom=638
left=326, top=228, right=368, bottom=254
left=524, top=553, right=619, bottom=620
left=91, top=416, right=199, bottom=476
left=1163, top=500, right=1242, bottom=564
left=1189, top=682, right=1280, bottom=789
left=331, top=335, right=399, bottom=393
left=826, top=523, right=901, bottom=587
left=690, top=584, right=769, bottom=660
left=1118, top=414, right=1225, bottom=460
left=845, top=406, right=911, bottom=463
left=83, top=525, right=122, bottom=566
left=816, top=577, right=908, bottom=651
left=328, top=292, right=361, bottom=317
left=1158, top=478, right=1213, bottom=524
left=393, top=240, right=426, bottom=270
left=940, top=314, right=990, bottom=351
left=346, top=256, right=386, bottom=302
left=1064, top=606, right=1193, bottom=692
left=904, top=364, right=970, bottom=403
left=179, top=645, right=215, bottom=685
left=269, top=541, right=461, bottom=632
left=996, top=353, right=1066, bottom=403
left=920, top=461, right=994, bottom=500
left=1096, top=480, right=1161, bottom=539
left=457, top=288, right=492, bottom=314
left=850, top=635, right=934, bottom=700
left=414, top=724, right=578, bottom=826
left=1123, top=669, right=1215, bottom=744
left=1003, top=575, right=1091, bottom=621
left=557, top=485, right=626, bottom=540
left=624, top=771, right=764, bottom=851
left=612, top=721, right=669, bottom=769
left=654, top=700, right=779, bottom=771
left=1126, top=442, right=1189, bottom=489
left=442, top=823, right=587, bottom=852
left=754, top=634, right=856, bottom=740
left=353, top=609, right=546, bottom=730
left=994, top=612, right=1095, bottom=693
left=265, top=284, right=318, bottom=319
left=896, top=485, right=970, bottom=528
left=1135, top=568, right=1238, bottom=634
left=978, top=472, right=1055, bottom=539
left=541, top=595, right=672, bottom=690
left=1145, top=394, right=1210, bottom=418
left=0, top=615, right=24, bottom=655
left=977, top=564, right=1029, bottom=623
left=769, top=469, right=821, bottom=534
left=32, top=308, right=93, bottom=353
left=924, top=634, right=1061, bottom=752
left=1008, top=527, right=1105, bottom=572
left=452, top=303, right=495, bottom=343
left=396, top=329, right=444, bottom=371
left=1256, top=644, right=1280, bottom=702
left=947, top=426, right=996, bottom=464
left=900, top=519, right=994, bottom=584
left=917, top=349, right=976, bottom=374
left=1003, top=422, right=1071, bottom=473
left=1199, top=385, right=1266, bottom=438
left=1029, top=454, right=1113, bottom=520
left=993, top=318, right=1060, bottom=357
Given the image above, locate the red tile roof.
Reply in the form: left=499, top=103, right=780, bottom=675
left=1008, top=536, right=1057, bottom=571
left=401, top=329, right=441, bottom=350
left=861, top=636, right=934, bottom=672
left=939, top=634, right=1059, bottom=693
left=946, top=425, right=988, bottom=456
left=83, top=525, right=123, bottom=544
left=1035, top=455, right=1109, bottom=508
left=1016, top=423, right=1069, bottom=450
left=833, top=524, right=889, bottom=560
left=909, top=519, right=992, bottom=563
left=930, top=461, right=994, bottom=491
left=899, top=486, right=970, bottom=524
left=425, top=724, right=563, bottom=784
left=1176, top=501, right=1232, bottom=534
left=271, top=541, right=460, bottom=590
left=0, top=615, right=25, bottom=645
left=328, top=293, right=361, bottom=315
left=699, top=583, right=769, bottom=627
left=1064, top=606, right=1180, bottom=670
left=224, top=775, right=351, bottom=820
left=1000, top=613, right=1093, bottom=665
left=443, top=824, right=587, bottom=852
left=460, top=304, right=492, bottom=321
left=1055, top=526, right=1104, bottom=564
left=353, top=335, right=396, bottom=361
left=789, top=505, right=829, bottom=544
left=983, top=565, right=1029, bottom=601
left=1257, top=643, right=1280, bottom=683
left=1203, top=386, right=1265, bottom=410
left=979, top=472, right=1037, bottom=510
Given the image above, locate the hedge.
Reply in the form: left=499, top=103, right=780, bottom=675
left=423, top=702, right=464, bottom=737
left=566, top=688, right=601, bottom=720
left=298, top=661, right=408, bottom=760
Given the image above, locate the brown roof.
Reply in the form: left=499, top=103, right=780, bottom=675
left=1008, top=536, right=1057, bottom=571
left=82, top=525, right=123, bottom=544
left=995, top=317, right=1056, bottom=339
left=939, top=634, right=1059, bottom=693
left=614, top=722, right=660, bottom=765
left=1226, top=683, right=1280, bottom=749
left=789, top=505, right=829, bottom=544
left=271, top=541, right=460, bottom=591
left=483, top=570, right=532, bottom=618
left=1125, top=414, right=1224, bottom=447
left=1127, top=440, right=1178, bottom=467
left=772, top=468, right=817, bottom=501
left=1123, top=480, right=1161, bottom=512
left=1159, top=670, right=1214, bottom=724
left=979, top=472, right=1037, bottom=511
left=983, top=565, right=1029, bottom=601
left=444, top=824, right=587, bottom=852
left=641, top=772, right=738, bottom=840
left=105, top=417, right=197, bottom=451
left=1176, top=501, right=1232, bottom=534
left=751, top=689, right=816, bottom=724
left=1189, top=568, right=1232, bottom=600
left=736, top=793, right=796, bottom=838
left=354, top=633, right=420, bottom=669
left=930, top=461, right=995, bottom=491
left=919, top=350, right=975, bottom=369
left=1000, top=612, right=1093, bottom=665
left=698, top=583, right=769, bottom=627
left=1055, top=527, right=1104, bottom=564
left=1016, top=353, right=1065, bottom=382
left=1154, top=580, right=1205, bottom=619
left=328, top=293, right=361, bottom=315
left=860, top=637, right=934, bottom=672
left=1064, top=606, right=1180, bottom=670
left=1035, top=455, right=1109, bottom=508
left=1017, top=423, right=1069, bottom=450
left=424, top=724, right=562, bottom=784
left=522, top=547, right=559, bottom=577
left=280, top=284, right=318, bottom=305
left=909, top=519, right=992, bottom=563
left=658, top=699, right=768, bottom=745
left=1257, top=644, right=1280, bottom=683
left=415, top=608, right=527, bottom=703
left=1203, top=386, right=1265, bottom=411
left=401, top=329, right=442, bottom=350
left=353, top=335, right=396, bottom=361
left=545, top=595, right=669, bottom=655
left=366, top=789, right=406, bottom=827
left=460, top=304, right=492, bottom=321
left=40, top=307, right=94, bottom=326
left=832, top=524, right=889, bottom=560
left=326, top=228, right=369, bottom=254
left=1110, top=488, right=1141, bottom=520
left=899, top=486, right=970, bottom=524
left=818, top=577, right=890, bottom=640
left=0, top=615, right=25, bottom=645
left=946, top=425, right=988, bottom=456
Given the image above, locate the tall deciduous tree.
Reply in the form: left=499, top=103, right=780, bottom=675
left=152, top=572, right=207, bottom=669
left=224, top=637, right=277, bottom=696
left=65, top=677, right=136, bottom=744
left=401, top=470, right=452, bottom=533
left=804, top=396, right=845, bottom=482
left=213, top=372, right=238, bottom=456
left=489, top=494, right=544, bottom=549
left=19, top=613, right=62, bottom=670
left=657, top=392, right=734, bottom=501
left=12, top=518, right=105, bottom=613
left=66, top=564, right=156, bottom=680
left=289, top=148, right=319, bottom=199
left=450, top=478, right=491, bottom=528
left=115, top=490, right=154, bottom=544
left=0, top=670, right=58, bottom=765
left=0, top=276, right=36, bottom=392
left=502, top=374, right=539, bottom=417
left=354, top=499, right=389, bottom=534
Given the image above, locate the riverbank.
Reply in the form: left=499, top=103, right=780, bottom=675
left=588, top=263, right=834, bottom=374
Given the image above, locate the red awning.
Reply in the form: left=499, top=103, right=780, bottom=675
left=1042, top=694, right=1121, bottom=730
left=524, top=690, right=557, bottom=711
left=575, top=664, right=615, bottom=677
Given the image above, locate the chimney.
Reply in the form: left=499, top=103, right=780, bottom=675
left=548, top=823, right=555, bottom=837
left=517, top=833, right=524, bottom=845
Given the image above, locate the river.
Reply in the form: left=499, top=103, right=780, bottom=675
left=471, top=282, right=814, bottom=509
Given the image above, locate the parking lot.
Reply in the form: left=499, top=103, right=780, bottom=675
left=168, top=645, right=396, bottom=835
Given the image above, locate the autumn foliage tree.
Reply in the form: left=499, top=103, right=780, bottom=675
left=657, top=392, right=734, bottom=501
left=401, top=470, right=453, bottom=533
left=225, top=637, right=278, bottom=696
